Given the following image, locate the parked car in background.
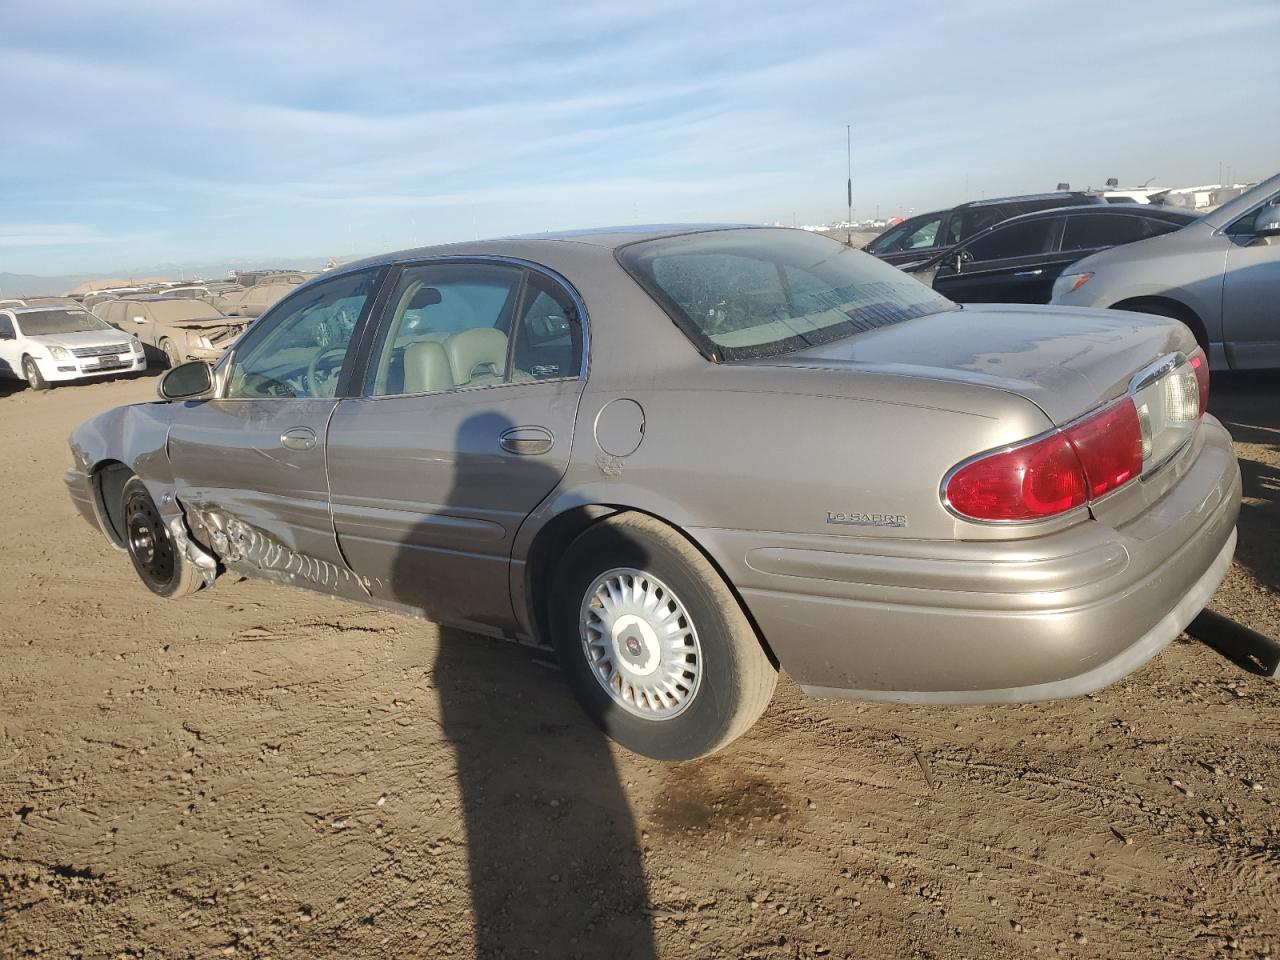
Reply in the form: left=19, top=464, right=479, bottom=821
left=0, top=296, right=82, bottom=309
left=0, top=305, right=145, bottom=389
left=65, top=226, right=1238, bottom=759
left=212, top=281, right=299, bottom=317
left=905, top=205, right=1198, bottom=303
left=94, top=297, right=249, bottom=367
left=1052, top=172, right=1280, bottom=369
left=865, top=192, right=1103, bottom=266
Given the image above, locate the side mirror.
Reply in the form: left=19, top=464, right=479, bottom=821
left=1255, top=205, right=1280, bottom=239
left=158, top=361, right=214, bottom=401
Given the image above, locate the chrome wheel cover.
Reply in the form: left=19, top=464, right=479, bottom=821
left=579, top=568, right=702, bottom=720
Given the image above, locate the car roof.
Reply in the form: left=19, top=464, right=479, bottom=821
left=956, top=191, right=1097, bottom=208
left=337, top=223, right=767, bottom=274
left=987, top=203, right=1200, bottom=225
left=6, top=304, right=91, bottom=314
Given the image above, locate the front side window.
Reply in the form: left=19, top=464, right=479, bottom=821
left=14, top=309, right=114, bottom=337
left=225, top=269, right=380, bottom=399
left=1226, top=194, right=1280, bottom=236
left=965, top=219, right=1058, bottom=262
left=947, top=208, right=1004, bottom=246
left=868, top=215, right=943, bottom=254
left=366, top=262, right=523, bottom=397
left=618, top=228, right=957, bottom=361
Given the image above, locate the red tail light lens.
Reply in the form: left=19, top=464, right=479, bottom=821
left=1189, top=348, right=1209, bottom=417
left=945, top=432, right=1086, bottom=521
left=1063, top=399, right=1143, bottom=498
left=945, top=399, right=1143, bottom=522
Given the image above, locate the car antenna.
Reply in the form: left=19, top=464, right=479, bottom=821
left=846, top=124, right=853, bottom=247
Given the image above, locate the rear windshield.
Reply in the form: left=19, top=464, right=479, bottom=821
left=15, top=309, right=115, bottom=336
left=618, top=228, right=957, bottom=360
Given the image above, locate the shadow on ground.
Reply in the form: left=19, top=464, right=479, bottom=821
left=1209, top=371, right=1280, bottom=595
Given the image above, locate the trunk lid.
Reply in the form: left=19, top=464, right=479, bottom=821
left=758, top=303, right=1194, bottom=427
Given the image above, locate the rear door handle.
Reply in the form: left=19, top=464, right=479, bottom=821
left=1013, top=269, right=1044, bottom=278
left=500, top=425, right=554, bottom=456
left=280, top=426, right=317, bottom=451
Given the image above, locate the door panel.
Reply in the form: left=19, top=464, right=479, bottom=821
left=327, top=380, right=584, bottom=632
left=166, top=267, right=384, bottom=596
left=1222, top=233, right=1280, bottom=369
left=168, top=399, right=342, bottom=564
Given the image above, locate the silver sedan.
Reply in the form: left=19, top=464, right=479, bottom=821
left=65, top=225, right=1240, bottom=759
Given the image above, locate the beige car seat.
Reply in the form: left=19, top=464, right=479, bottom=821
left=445, top=328, right=508, bottom=386
left=402, top=340, right=454, bottom=394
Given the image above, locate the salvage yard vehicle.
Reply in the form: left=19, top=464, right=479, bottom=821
left=1052, top=172, right=1280, bottom=370
left=93, top=296, right=249, bottom=367
left=212, top=280, right=300, bottom=318
left=865, top=191, right=1103, bottom=267
left=0, top=305, right=146, bottom=389
left=904, top=205, right=1198, bottom=303
left=64, top=226, right=1240, bottom=759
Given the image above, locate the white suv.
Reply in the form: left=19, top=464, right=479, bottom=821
left=0, top=305, right=146, bottom=390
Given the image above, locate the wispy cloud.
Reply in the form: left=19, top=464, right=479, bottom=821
left=1, top=0, right=1277, bottom=273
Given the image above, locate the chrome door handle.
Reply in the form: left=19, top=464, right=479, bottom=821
left=280, top=426, right=317, bottom=451
left=500, top=425, right=554, bottom=456
left=1013, top=269, right=1044, bottom=277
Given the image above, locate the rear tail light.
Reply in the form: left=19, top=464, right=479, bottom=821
left=946, top=352, right=1207, bottom=523
left=946, top=398, right=1144, bottom=522
left=1188, top=348, right=1209, bottom=417
left=1062, top=399, right=1143, bottom=498
left=944, top=432, right=1086, bottom=521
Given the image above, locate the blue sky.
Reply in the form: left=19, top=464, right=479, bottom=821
left=2, top=0, right=1278, bottom=275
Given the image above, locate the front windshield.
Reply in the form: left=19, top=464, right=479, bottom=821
left=15, top=309, right=115, bottom=337
left=618, top=228, right=958, bottom=361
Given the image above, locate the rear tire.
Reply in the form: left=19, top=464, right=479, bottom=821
left=121, top=476, right=201, bottom=598
left=22, top=356, right=48, bottom=391
left=550, top=512, right=776, bottom=760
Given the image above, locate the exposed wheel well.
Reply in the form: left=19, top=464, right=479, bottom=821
left=523, top=505, right=778, bottom=667
left=1110, top=296, right=1208, bottom=352
left=93, top=461, right=134, bottom=547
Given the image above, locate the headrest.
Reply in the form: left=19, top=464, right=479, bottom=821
left=407, top=286, right=442, bottom=310
left=445, top=328, right=508, bottom=385
left=402, top=339, right=453, bottom=394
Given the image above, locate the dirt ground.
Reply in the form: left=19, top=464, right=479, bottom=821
left=0, top=369, right=1276, bottom=960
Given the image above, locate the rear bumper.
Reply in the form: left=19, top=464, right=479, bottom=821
left=693, top=418, right=1241, bottom=703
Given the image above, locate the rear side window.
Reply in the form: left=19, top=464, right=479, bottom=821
left=965, top=219, right=1057, bottom=262
left=511, top=275, right=582, bottom=381
left=1062, top=214, right=1167, bottom=251
left=618, top=229, right=957, bottom=361
left=366, top=262, right=523, bottom=396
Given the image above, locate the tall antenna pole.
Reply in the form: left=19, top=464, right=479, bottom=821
left=846, top=124, right=853, bottom=246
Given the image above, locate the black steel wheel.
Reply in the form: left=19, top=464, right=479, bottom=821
left=121, top=476, right=200, bottom=598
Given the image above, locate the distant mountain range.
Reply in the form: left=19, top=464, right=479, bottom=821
left=0, top=253, right=359, bottom=297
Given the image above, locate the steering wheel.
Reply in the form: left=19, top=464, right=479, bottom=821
left=306, top=346, right=347, bottom=397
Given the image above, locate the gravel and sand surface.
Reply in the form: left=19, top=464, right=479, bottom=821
left=1, top=371, right=1276, bottom=959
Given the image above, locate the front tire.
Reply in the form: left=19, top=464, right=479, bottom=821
left=121, top=476, right=201, bottom=598
left=22, top=356, right=48, bottom=391
left=551, top=512, right=777, bottom=760
left=160, top=338, right=182, bottom=368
